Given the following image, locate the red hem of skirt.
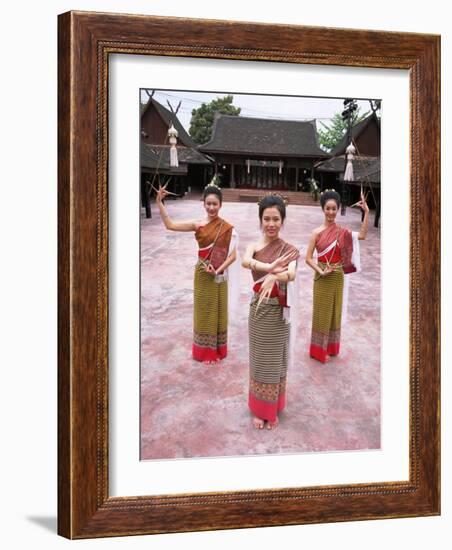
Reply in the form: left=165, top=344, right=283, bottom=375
left=192, top=343, right=227, bottom=362
left=248, top=391, right=285, bottom=422
left=310, top=344, right=327, bottom=363
left=327, top=342, right=340, bottom=356
left=310, top=343, right=340, bottom=362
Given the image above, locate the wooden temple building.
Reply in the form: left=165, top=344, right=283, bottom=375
left=199, top=114, right=329, bottom=191
left=140, top=97, right=381, bottom=223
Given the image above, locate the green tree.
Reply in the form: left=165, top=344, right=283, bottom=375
left=318, top=107, right=369, bottom=152
left=189, top=95, right=241, bottom=144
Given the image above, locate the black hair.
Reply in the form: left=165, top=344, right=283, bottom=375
left=320, top=190, right=341, bottom=210
left=203, top=185, right=222, bottom=204
left=258, top=195, right=286, bottom=223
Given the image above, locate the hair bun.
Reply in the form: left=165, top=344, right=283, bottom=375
left=205, top=175, right=221, bottom=190
left=257, top=192, right=287, bottom=207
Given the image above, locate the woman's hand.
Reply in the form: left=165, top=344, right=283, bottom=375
left=203, top=263, right=216, bottom=275
left=156, top=186, right=170, bottom=203
left=257, top=274, right=277, bottom=308
left=270, top=250, right=299, bottom=273
left=321, top=265, right=334, bottom=276
left=357, top=191, right=369, bottom=213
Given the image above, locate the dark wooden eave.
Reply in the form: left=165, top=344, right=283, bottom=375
left=200, top=114, right=329, bottom=158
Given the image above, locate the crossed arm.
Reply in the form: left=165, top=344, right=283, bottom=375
left=242, top=244, right=298, bottom=280
left=243, top=243, right=298, bottom=304
left=256, top=260, right=298, bottom=303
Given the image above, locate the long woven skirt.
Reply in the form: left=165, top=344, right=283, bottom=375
left=310, top=265, right=344, bottom=363
left=248, top=295, right=289, bottom=422
left=192, top=262, right=228, bottom=362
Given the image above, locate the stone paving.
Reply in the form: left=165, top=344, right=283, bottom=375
left=140, top=198, right=380, bottom=460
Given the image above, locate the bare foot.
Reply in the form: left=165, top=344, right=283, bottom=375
left=253, top=417, right=265, bottom=429
left=267, top=419, right=279, bottom=430
left=324, top=355, right=330, bottom=363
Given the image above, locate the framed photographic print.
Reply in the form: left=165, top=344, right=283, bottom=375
left=58, top=11, right=440, bottom=538
left=138, top=89, right=381, bottom=463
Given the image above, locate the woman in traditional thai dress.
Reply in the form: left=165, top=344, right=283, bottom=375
left=242, top=195, right=299, bottom=430
left=156, top=184, right=237, bottom=364
left=305, top=190, right=369, bottom=363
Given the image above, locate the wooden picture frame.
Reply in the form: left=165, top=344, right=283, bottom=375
left=58, top=11, right=440, bottom=538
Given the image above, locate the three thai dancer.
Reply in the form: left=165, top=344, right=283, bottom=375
left=305, top=190, right=369, bottom=363
left=156, top=184, right=368, bottom=428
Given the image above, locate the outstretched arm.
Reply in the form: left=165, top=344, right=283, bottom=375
left=357, top=193, right=370, bottom=240
left=156, top=188, right=198, bottom=232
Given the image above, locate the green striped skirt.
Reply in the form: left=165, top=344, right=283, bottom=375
left=309, top=263, right=344, bottom=363
left=192, top=261, right=228, bottom=362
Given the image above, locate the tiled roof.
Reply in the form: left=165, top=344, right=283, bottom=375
left=199, top=115, right=329, bottom=158
left=331, top=113, right=380, bottom=156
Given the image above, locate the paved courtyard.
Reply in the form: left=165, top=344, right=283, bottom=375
left=140, top=198, right=381, bottom=460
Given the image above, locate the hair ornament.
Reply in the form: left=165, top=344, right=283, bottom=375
left=257, top=191, right=287, bottom=206
left=205, top=175, right=221, bottom=189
